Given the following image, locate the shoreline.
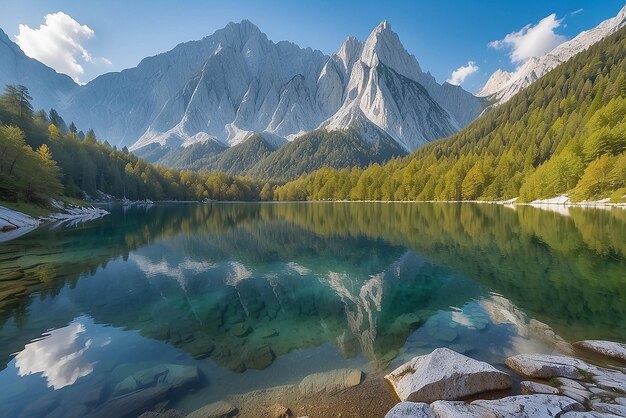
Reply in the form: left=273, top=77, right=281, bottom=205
left=0, top=203, right=109, bottom=243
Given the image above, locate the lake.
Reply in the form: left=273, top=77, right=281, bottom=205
left=0, top=202, right=625, bottom=417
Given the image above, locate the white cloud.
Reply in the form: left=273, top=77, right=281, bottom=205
left=488, top=14, right=566, bottom=64
left=447, top=61, right=479, bottom=85
left=15, top=12, right=110, bottom=83
left=570, top=8, right=584, bottom=17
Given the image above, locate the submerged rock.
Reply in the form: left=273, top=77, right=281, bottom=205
left=186, top=401, right=237, bottom=418
left=385, top=348, right=512, bottom=402
left=298, top=368, right=363, bottom=396
left=243, top=345, right=275, bottom=370
left=92, top=386, right=172, bottom=418
left=114, top=364, right=200, bottom=396
left=231, top=323, right=251, bottom=337
left=428, top=327, right=458, bottom=343
left=574, top=340, right=626, bottom=363
left=471, top=394, right=584, bottom=417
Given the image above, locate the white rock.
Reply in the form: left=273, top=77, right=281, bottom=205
left=574, top=340, right=626, bottom=362
left=385, top=402, right=434, bottom=418
left=557, top=378, right=588, bottom=391
left=561, top=412, right=622, bottom=418
left=385, top=348, right=512, bottom=403
left=591, top=401, right=626, bottom=416
left=431, top=400, right=496, bottom=418
left=0, top=206, right=40, bottom=243
left=471, top=394, right=584, bottom=417
left=505, top=354, right=591, bottom=379
left=561, top=389, right=588, bottom=405
left=520, top=381, right=559, bottom=395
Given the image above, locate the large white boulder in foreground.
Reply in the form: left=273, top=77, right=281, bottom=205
left=471, top=394, right=584, bottom=417
left=574, top=340, right=626, bottom=363
left=385, top=348, right=512, bottom=402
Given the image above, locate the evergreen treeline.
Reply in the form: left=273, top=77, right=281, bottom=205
left=145, top=128, right=406, bottom=182
left=275, top=27, right=626, bottom=202
left=0, top=86, right=265, bottom=204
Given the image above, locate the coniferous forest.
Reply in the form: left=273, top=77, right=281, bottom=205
left=0, top=86, right=265, bottom=206
left=1, top=27, right=625, bottom=207
left=275, top=27, right=626, bottom=202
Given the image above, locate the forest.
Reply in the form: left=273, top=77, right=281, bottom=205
left=0, top=86, right=267, bottom=206
left=1, top=26, right=625, bottom=207
left=275, top=27, right=626, bottom=202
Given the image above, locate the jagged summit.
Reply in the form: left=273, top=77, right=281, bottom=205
left=361, top=20, right=423, bottom=81
left=0, top=18, right=483, bottom=157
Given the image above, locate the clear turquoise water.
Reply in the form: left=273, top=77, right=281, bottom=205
left=0, top=202, right=624, bottom=416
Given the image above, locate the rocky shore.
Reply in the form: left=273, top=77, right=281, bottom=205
left=384, top=341, right=626, bottom=417
left=51, top=339, right=620, bottom=418
left=0, top=203, right=109, bottom=242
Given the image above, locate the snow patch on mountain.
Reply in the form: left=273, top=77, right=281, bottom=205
left=480, top=4, right=626, bottom=104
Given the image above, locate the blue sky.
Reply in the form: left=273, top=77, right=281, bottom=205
left=0, top=1, right=624, bottom=92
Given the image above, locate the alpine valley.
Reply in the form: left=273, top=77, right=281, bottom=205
left=2, top=20, right=486, bottom=179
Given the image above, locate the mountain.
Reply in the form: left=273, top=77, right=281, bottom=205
left=0, top=28, right=77, bottom=111
left=247, top=127, right=406, bottom=181
left=55, top=20, right=482, bottom=158
left=479, top=4, right=626, bottom=105
left=0, top=19, right=483, bottom=177
left=275, top=24, right=626, bottom=203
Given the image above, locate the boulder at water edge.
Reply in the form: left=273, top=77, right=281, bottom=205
left=384, top=348, right=512, bottom=402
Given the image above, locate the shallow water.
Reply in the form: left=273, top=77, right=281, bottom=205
left=0, top=202, right=625, bottom=417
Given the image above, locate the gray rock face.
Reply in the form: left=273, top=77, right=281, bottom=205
left=471, top=394, right=584, bottom=418
left=0, top=29, right=77, bottom=112
left=186, top=401, right=237, bottom=418
left=431, top=400, right=496, bottom=418
left=385, top=348, right=512, bottom=403
left=384, top=402, right=435, bottom=418
left=574, top=340, right=626, bottom=363
left=298, top=368, right=363, bottom=396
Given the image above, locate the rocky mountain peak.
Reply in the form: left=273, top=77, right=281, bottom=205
left=361, top=20, right=422, bottom=81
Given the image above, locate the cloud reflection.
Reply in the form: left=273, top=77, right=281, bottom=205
left=15, top=318, right=94, bottom=389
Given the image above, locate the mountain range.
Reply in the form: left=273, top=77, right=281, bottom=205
left=1, top=6, right=625, bottom=180
left=478, top=4, right=626, bottom=105
left=0, top=20, right=484, bottom=177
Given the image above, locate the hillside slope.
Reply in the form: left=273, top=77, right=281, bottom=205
left=276, top=26, right=626, bottom=202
